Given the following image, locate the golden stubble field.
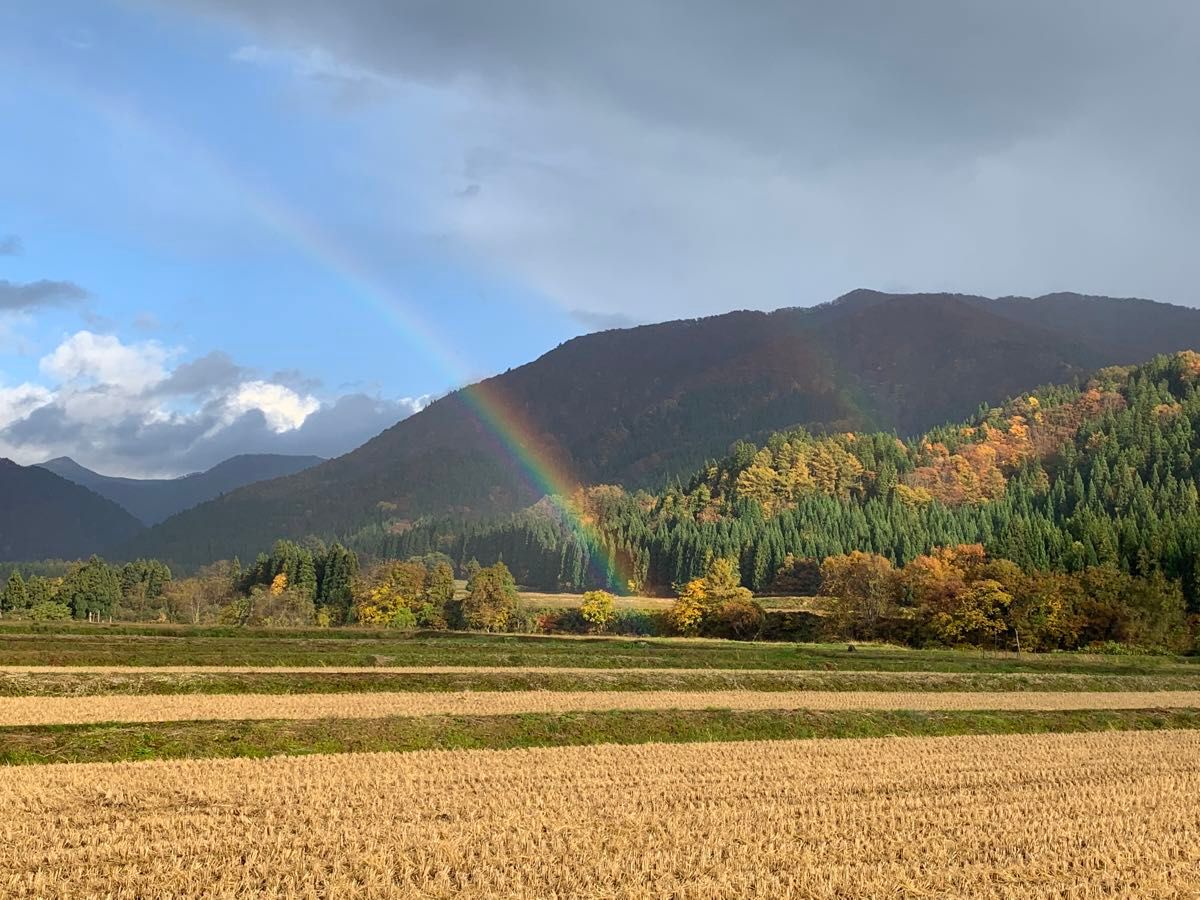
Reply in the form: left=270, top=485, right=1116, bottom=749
left=3, top=688, right=1200, bottom=725
left=2, top=729, right=1198, bottom=898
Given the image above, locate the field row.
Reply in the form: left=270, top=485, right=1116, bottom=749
left=4, top=666, right=1200, bottom=697
left=4, top=688, right=1200, bottom=726
left=4, top=729, right=1197, bottom=897
left=4, top=631, right=1196, bottom=675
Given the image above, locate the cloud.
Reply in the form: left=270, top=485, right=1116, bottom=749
left=150, top=350, right=244, bottom=396
left=40, top=331, right=170, bottom=394
left=0, top=382, right=53, bottom=430
left=0, top=331, right=428, bottom=476
left=569, top=309, right=641, bottom=332
left=0, top=235, right=21, bottom=256
left=0, top=279, right=88, bottom=311
left=170, top=1, right=1200, bottom=316
left=222, top=381, right=320, bottom=433
left=132, top=312, right=162, bottom=332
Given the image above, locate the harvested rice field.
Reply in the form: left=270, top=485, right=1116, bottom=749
left=4, top=687, right=1200, bottom=726
left=6, top=626, right=1199, bottom=896
left=4, top=729, right=1198, bottom=898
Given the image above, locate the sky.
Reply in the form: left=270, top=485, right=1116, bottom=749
left=2, top=1, right=1199, bottom=476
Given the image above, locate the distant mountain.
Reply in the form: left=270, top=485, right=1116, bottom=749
left=37, top=454, right=324, bottom=526
left=0, top=460, right=144, bottom=562
left=128, top=290, right=1200, bottom=568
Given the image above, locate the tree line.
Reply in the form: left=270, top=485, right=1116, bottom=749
left=5, top=352, right=1200, bottom=651
left=348, top=353, right=1200, bottom=618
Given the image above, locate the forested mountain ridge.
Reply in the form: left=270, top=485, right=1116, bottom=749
left=38, top=454, right=324, bottom=525
left=127, top=291, right=1200, bottom=568
left=0, top=461, right=145, bottom=561
left=367, top=351, right=1200, bottom=611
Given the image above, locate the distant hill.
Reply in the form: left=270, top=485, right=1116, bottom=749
left=128, top=290, right=1200, bottom=567
left=0, top=460, right=144, bottom=562
left=38, top=454, right=324, bottom=525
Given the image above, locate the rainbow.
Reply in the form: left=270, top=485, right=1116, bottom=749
left=262, top=216, right=632, bottom=589
left=72, top=84, right=630, bottom=589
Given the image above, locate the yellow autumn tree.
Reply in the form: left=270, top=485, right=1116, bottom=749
left=819, top=551, right=899, bottom=640
left=667, top=578, right=707, bottom=635
left=579, top=590, right=617, bottom=632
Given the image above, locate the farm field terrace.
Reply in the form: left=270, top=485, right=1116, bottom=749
left=2, top=625, right=1198, bottom=674
left=5, top=626, right=1200, bottom=896
left=4, top=730, right=1199, bottom=897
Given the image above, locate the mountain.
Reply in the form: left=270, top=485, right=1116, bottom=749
left=128, top=290, right=1200, bottom=568
left=363, top=351, right=1200, bottom=609
left=0, top=460, right=145, bottom=561
left=37, top=454, right=325, bottom=525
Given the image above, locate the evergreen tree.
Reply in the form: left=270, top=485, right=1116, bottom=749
left=59, top=556, right=122, bottom=620
left=2, top=571, right=28, bottom=613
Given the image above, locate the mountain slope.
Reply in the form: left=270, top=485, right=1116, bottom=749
left=363, top=351, right=1200, bottom=604
left=0, top=460, right=145, bottom=561
left=38, top=454, right=324, bottom=525
left=128, top=290, right=1200, bottom=567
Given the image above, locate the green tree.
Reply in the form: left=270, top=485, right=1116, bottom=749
left=463, top=557, right=482, bottom=582
left=295, top=553, right=318, bottom=601
left=118, top=559, right=172, bottom=617
left=460, top=561, right=517, bottom=631
left=426, top=562, right=456, bottom=606
left=59, top=556, right=122, bottom=621
left=316, top=543, right=358, bottom=625
left=25, top=576, right=57, bottom=608
left=2, top=571, right=29, bottom=614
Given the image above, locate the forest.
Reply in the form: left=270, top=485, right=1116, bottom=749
left=5, top=352, right=1200, bottom=651
left=352, top=353, right=1200, bottom=611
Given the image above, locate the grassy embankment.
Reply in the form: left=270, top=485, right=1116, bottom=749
left=3, top=624, right=1197, bottom=765
left=1, top=627, right=1195, bottom=674
left=4, top=707, right=1199, bottom=765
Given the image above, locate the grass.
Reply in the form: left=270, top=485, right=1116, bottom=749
left=753, top=595, right=824, bottom=611
left=4, top=667, right=1200, bottom=696
left=518, top=590, right=673, bottom=610
left=0, top=627, right=1195, bottom=674
left=3, top=706, right=1199, bottom=765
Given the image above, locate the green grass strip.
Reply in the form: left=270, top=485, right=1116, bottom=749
left=4, top=669, right=1200, bottom=697
left=4, top=707, right=1200, bottom=766
left=1, top=631, right=1196, bottom=675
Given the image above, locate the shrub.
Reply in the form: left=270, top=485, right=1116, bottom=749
left=503, top=606, right=541, bottom=634
left=28, top=600, right=71, bottom=622
left=248, top=587, right=315, bottom=628
left=390, top=606, right=418, bottom=630
left=610, top=609, right=664, bottom=637
left=704, top=598, right=766, bottom=640
left=415, top=602, right=448, bottom=630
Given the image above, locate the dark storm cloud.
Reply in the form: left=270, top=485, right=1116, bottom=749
left=179, top=1, right=1197, bottom=157
left=166, top=2, right=1200, bottom=313
left=0, top=278, right=89, bottom=310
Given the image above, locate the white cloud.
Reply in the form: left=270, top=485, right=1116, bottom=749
left=231, top=44, right=271, bottom=65
left=1, top=331, right=424, bottom=476
left=40, top=330, right=170, bottom=393
left=0, top=382, right=53, bottom=431
left=223, top=380, right=320, bottom=433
